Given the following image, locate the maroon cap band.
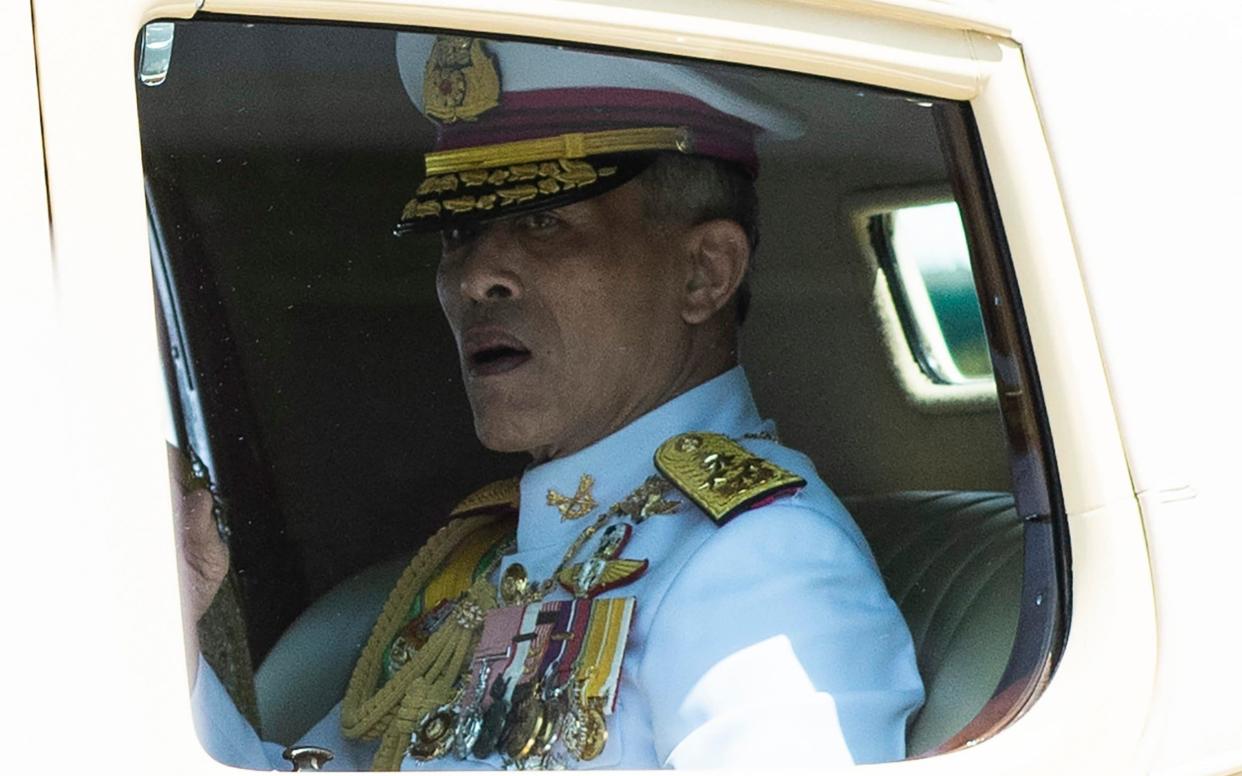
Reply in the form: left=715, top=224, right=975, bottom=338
left=435, top=88, right=761, bottom=177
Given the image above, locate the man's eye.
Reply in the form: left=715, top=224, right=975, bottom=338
left=441, top=225, right=479, bottom=249
left=518, top=212, right=559, bottom=231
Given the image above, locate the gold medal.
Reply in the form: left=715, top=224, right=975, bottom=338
left=500, top=563, right=529, bottom=605
left=563, top=701, right=607, bottom=761
left=501, top=685, right=566, bottom=764
left=502, top=685, right=547, bottom=762
left=577, top=706, right=607, bottom=761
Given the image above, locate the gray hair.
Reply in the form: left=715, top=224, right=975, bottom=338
left=636, top=153, right=759, bottom=324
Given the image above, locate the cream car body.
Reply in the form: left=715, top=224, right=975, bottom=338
left=1, top=0, right=1238, bottom=773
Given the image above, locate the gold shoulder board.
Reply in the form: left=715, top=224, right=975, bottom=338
left=654, top=432, right=805, bottom=526
left=450, top=476, right=521, bottom=518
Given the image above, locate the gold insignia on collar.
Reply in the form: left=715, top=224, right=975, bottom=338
left=423, top=36, right=501, bottom=124
left=547, top=474, right=598, bottom=521
left=654, top=432, right=805, bottom=526
left=610, top=475, right=680, bottom=523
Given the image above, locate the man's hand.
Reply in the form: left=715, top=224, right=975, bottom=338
left=167, top=443, right=230, bottom=627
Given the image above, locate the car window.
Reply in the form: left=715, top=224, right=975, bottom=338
left=138, top=17, right=1065, bottom=765
left=872, top=201, right=991, bottom=385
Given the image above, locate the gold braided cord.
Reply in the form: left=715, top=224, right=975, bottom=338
left=339, top=513, right=513, bottom=769
left=423, top=126, right=691, bottom=176
left=449, top=477, right=520, bottom=518
left=369, top=581, right=491, bottom=770
left=339, top=515, right=481, bottom=736
left=421, top=520, right=508, bottom=617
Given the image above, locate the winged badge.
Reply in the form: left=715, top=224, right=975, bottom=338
left=557, top=557, right=649, bottom=599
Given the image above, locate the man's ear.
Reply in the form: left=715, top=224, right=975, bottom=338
left=681, top=219, right=750, bottom=325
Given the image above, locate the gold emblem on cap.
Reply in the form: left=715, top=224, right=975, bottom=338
left=423, top=36, right=501, bottom=124
left=655, top=432, right=805, bottom=525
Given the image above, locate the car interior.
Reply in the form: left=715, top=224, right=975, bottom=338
left=138, top=17, right=1065, bottom=760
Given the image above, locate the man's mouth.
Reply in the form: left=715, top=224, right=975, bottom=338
left=463, top=329, right=533, bottom=377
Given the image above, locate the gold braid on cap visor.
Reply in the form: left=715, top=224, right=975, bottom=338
left=401, top=126, right=693, bottom=222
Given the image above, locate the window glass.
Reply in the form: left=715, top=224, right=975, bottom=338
left=877, top=201, right=991, bottom=384
left=138, top=18, right=1060, bottom=769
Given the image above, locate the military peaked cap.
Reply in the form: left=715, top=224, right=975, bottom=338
left=393, top=33, right=802, bottom=234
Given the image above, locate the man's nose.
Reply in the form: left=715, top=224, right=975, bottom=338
left=455, top=228, right=522, bottom=304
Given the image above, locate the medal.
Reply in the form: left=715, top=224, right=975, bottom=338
left=562, top=699, right=608, bottom=762
left=576, top=705, right=607, bottom=761
left=451, top=658, right=494, bottom=758
left=443, top=597, right=634, bottom=767
left=452, top=710, right=483, bottom=760
left=472, top=675, right=510, bottom=759
left=500, top=563, right=532, bottom=605
left=501, top=664, right=572, bottom=767
left=501, top=681, right=551, bottom=762
left=408, top=706, right=457, bottom=761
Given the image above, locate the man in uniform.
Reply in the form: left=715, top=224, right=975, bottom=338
left=183, top=33, right=923, bottom=770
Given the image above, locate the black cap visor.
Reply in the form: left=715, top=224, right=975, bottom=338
left=394, top=152, right=656, bottom=235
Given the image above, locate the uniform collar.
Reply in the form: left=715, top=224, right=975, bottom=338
left=515, top=366, right=768, bottom=553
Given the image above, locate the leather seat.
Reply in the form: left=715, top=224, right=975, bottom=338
left=846, top=491, right=1023, bottom=756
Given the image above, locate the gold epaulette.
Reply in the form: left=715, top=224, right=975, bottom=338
left=654, top=432, right=806, bottom=526
left=449, top=476, right=521, bottom=518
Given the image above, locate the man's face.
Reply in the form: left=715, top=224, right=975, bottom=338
left=436, top=180, right=692, bottom=461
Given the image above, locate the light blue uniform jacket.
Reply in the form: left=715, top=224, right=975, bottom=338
left=193, top=366, right=924, bottom=769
